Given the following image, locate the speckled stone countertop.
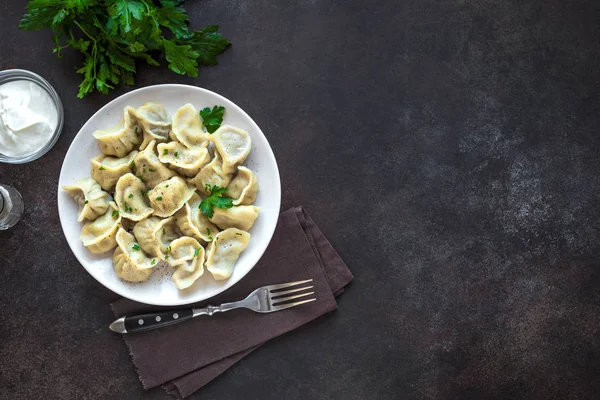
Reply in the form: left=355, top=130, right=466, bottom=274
left=1, top=0, right=600, bottom=398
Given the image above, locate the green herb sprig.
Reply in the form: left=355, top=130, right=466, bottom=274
left=199, top=185, right=232, bottom=218
left=200, top=105, right=225, bottom=133
left=19, top=0, right=231, bottom=98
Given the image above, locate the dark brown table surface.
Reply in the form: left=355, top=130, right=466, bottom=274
left=2, top=0, right=600, bottom=399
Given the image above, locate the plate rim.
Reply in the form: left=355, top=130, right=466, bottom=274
left=57, top=84, right=281, bottom=306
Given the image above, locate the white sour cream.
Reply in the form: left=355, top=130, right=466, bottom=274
left=0, top=80, right=58, bottom=157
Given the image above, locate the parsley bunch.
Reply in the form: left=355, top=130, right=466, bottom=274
left=19, top=0, right=231, bottom=98
left=199, top=184, right=232, bottom=218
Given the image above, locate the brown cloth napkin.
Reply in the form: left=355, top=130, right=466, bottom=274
left=110, top=207, right=353, bottom=399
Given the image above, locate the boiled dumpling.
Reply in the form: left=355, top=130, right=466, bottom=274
left=80, top=201, right=121, bottom=254
left=188, top=151, right=232, bottom=192
left=134, top=102, right=171, bottom=149
left=157, top=141, right=211, bottom=177
left=113, top=228, right=159, bottom=282
left=114, top=173, right=154, bottom=221
left=226, top=166, right=258, bottom=205
left=93, top=106, right=141, bottom=157
left=211, top=125, right=251, bottom=174
left=168, top=236, right=205, bottom=289
left=90, top=151, right=138, bottom=191
left=134, top=140, right=176, bottom=189
left=62, top=177, right=111, bottom=222
left=205, top=228, right=250, bottom=280
left=210, top=205, right=259, bottom=231
left=132, top=216, right=178, bottom=259
left=170, top=104, right=210, bottom=148
left=148, top=176, right=196, bottom=217
left=174, top=192, right=220, bottom=242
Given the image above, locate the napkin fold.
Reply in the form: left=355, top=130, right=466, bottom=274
left=111, top=207, right=353, bottom=399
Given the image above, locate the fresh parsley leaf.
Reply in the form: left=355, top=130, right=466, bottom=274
left=156, top=1, right=189, bottom=39
left=132, top=243, right=140, bottom=251
left=106, top=0, right=144, bottom=36
left=130, top=161, right=136, bottom=172
left=151, top=258, right=157, bottom=265
left=193, top=248, right=200, bottom=257
left=162, top=228, right=166, bottom=235
left=188, top=25, right=231, bottom=66
left=163, top=149, right=168, bottom=155
left=174, top=151, right=178, bottom=157
left=200, top=105, right=225, bottom=133
left=128, top=193, right=134, bottom=199
left=112, top=210, right=119, bottom=218
left=84, top=200, right=89, bottom=204
left=155, top=196, right=163, bottom=201
left=134, top=126, right=140, bottom=136
left=148, top=168, right=156, bottom=172
left=163, top=40, right=199, bottom=77
left=199, top=185, right=233, bottom=218
left=99, top=166, right=106, bottom=170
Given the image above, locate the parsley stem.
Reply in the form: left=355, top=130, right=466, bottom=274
left=73, top=20, right=95, bottom=43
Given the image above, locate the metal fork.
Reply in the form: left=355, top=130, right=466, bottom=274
left=109, top=279, right=316, bottom=334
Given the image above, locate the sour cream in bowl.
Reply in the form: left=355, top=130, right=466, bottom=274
left=0, top=69, right=64, bottom=164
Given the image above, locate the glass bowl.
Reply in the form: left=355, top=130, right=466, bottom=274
left=0, top=69, right=64, bottom=164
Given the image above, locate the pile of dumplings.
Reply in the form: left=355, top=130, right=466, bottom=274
left=62, top=102, right=260, bottom=290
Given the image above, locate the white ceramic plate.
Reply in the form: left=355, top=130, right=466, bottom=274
left=58, top=84, right=280, bottom=306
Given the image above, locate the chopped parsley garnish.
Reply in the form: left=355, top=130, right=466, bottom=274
left=165, top=255, right=169, bottom=260
left=162, top=228, right=166, bottom=235
left=167, top=245, right=172, bottom=253
left=204, top=183, right=211, bottom=194
left=163, top=149, right=168, bottom=155
left=128, top=193, right=134, bottom=199
left=130, top=161, right=136, bottom=172
left=151, top=259, right=157, bottom=265
left=155, top=196, right=163, bottom=201
left=206, top=228, right=213, bottom=241
left=236, top=233, right=242, bottom=236
left=132, top=243, right=140, bottom=251
left=174, top=151, right=179, bottom=157
left=136, top=175, right=144, bottom=180
left=165, top=185, right=169, bottom=188
left=199, top=185, right=233, bottom=218
left=84, top=200, right=89, bottom=204
left=123, top=202, right=133, bottom=212
left=193, top=248, right=200, bottom=257
left=134, top=126, right=140, bottom=137
left=148, top=168, right=156, bottom=172
left=200, top=106, right=225, bottom=133
left=99, top=166, right=106, bottom=171
left=112, top=210, right=119, bottom=218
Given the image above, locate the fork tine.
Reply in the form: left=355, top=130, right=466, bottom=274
left=271, top=298, right=317, bottom=311
left=272, top=291, right=315, bottom=304
left=267, top=279, right=313, bottom=291
left=269, top=285, right=314, bottom=297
